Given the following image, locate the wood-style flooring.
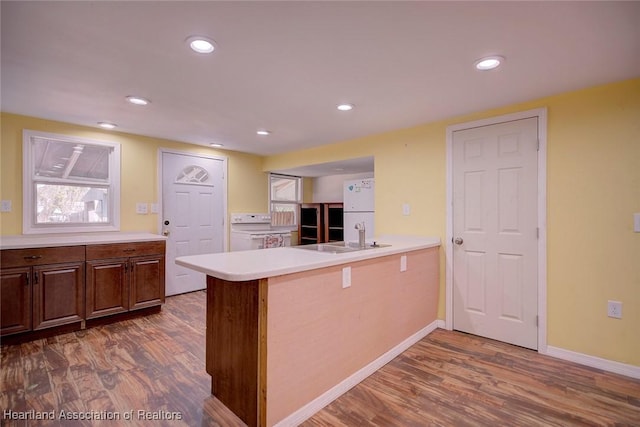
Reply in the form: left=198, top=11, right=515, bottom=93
left=304, top=330, right=640, bottom=427
left=2, top=290, right=639, bottom=426
left=1, top=290, right=243, bottom=427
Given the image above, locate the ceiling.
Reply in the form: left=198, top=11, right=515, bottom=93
left=271, top=156, right=375, bottom=178
left=2, top=2, right=639, bottom=172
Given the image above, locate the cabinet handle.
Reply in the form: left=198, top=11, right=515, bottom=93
left=24, top=255, right=42, bottom=260
left=123, top=248, right=136, bottom=253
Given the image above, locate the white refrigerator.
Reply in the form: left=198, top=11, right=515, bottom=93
left=343, top=178, right=375, bottom=243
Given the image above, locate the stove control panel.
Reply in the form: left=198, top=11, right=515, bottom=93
left=230, top=213, right=272, bottom=224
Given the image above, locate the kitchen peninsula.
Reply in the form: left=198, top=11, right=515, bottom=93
left=176, top=236, right=440, bottom=427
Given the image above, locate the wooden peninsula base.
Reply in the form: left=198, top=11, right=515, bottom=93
left=200, top=244, right=440, bottom=427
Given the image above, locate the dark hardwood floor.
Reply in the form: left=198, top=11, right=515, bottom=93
left=1, top=290, right=244, bottom=427
left=2, top=290, right=639, bottom=426
left=304, top=330, right=640, bottom=427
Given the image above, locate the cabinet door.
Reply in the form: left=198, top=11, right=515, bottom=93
left=130, top=255, right=165, bottom=310
left=86, top=259, right=129, bottom=319
left=32, top=262, right=85, bottom=330
left=0, top=267, right=32, bottom=336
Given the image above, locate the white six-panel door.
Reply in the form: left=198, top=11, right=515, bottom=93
left=452, top=117, right=539, bottom=349
left=161, top=151, right=225, bottom=296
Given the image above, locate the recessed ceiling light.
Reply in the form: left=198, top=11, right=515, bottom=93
left=256, top=130, right=271, bottom=136
left=474, top=55, right=504, bottom=71
left=126, top=95, right=150, bottom=106
left=337, top=103, right=354, bottom=111
left=210, top=143, right=224, bottom=148
left=187, top=36, right=216, bottom=54
left=98, top=122, right=117, bottom=129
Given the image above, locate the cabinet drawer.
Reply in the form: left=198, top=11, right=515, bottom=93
left=86, top=241, right=165, bottom=260
left=0, top=246, right=85, bottom=268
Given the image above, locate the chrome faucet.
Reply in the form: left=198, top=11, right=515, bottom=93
left=355, top=222, right=366, bottom=248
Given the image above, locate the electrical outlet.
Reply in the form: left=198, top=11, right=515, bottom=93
left=607, top=300, right=622, bottom=319
left=0, top=200, right=11, bottom=212
left=342, top=267, right=351, bottom=288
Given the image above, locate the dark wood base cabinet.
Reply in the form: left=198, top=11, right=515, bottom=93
left=32, top=262, right=85, bottom=330
left=86, top=241, right=165, bottom=319
left=0, top=246, right=84, bottom=337
left=0, top=240, right=165, bottom=339
left=0, top=267, right=32, bottom=335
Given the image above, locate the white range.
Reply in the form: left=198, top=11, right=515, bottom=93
left=229, top=213, right=292, bottom=251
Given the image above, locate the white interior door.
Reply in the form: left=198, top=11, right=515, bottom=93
left=161, top=151, right=225, bottom=296
left=452, top=117, right=538, bottom=349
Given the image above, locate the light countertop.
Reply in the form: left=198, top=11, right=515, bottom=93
left=176, top=235, right=440, bottom=282
left=0, top=232, right=166, bottom=250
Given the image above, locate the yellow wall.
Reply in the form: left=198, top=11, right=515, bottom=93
left=0, top=113, right=268, bottom=235
left=263, top=78, right=640, bottom=366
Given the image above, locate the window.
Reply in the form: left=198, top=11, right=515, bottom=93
left=269, top=173, right=301, bottom=227
left=23, top=130, right=121, bottom=234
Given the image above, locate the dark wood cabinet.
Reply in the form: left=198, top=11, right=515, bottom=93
left=1, top=239, right=165, bottom=338
left=0, top=267, right=32, bottom=335
left=298, top=203, right=344, bottom=244
left=0, top=246, right=85, bottom=336
left=86, top=241, right=165, bottom=319
left=33, top=262, right=84, bottom=330
left=130, top=255, right=165, bottom=310
left=86, top=258, right=129, bottom=319
left=324, top=203, right=344, bottom=242
left=298, top=203, right=323, bottom=245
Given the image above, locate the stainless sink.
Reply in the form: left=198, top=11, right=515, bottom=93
left=294, top=241, right=391, bottom=253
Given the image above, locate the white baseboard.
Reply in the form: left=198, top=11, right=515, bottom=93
left=273, top=320, right=440, bottom=427
left=544, top=346, right=640, bottom=379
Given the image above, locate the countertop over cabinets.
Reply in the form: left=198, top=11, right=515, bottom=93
left=0, top=232, right=166, bottom=249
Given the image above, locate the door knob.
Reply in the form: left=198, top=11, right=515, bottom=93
left=454, top=237, right=463, bottom=245
left=162, top=230, right=170, bottom=236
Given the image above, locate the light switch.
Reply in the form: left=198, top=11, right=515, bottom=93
left=342, top=266, right=351, bottom=288
left=150, top=203, right=159, bottom=214
left=634, top=213, right=640, bottom=233
left=0, top=200, right=11, bottom=212
left=402, top=203, right=411, bottom=216
left=136, top=203, right=148, bottom=214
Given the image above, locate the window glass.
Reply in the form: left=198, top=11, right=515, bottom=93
left=269, top=174, right=301, bottom=226
left=23, top=130, right=120, bottom=233
left=35, top=184, right=109, bottom=224
left=32, top=138, right=110, bottom=181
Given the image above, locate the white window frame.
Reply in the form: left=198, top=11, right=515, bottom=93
left=269, top=173, right=301, bottom=228
left=22, top=130, right=121, bottom=234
